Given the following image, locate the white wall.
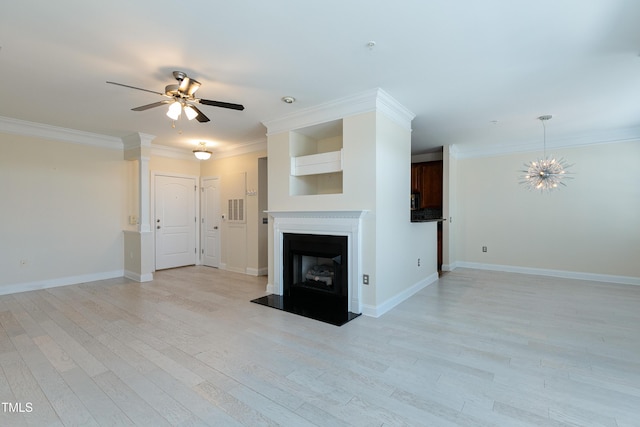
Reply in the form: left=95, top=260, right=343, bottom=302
left=0, top=132, right=128, bottom=293
left=453, top=140, right=640, bottom=281
left=268, top=114, right=377, bottom=213
left=0, top=123, right=269, bottom=294
left=374, top=112, right=438, bottom=309
left=267, top=109, right=438, bottom=314
left=200, top=149, right=268, bottom=275
left=150, top=155, right=201, bottom=177
left=257, top=157, right=269, bottom=274
left=442, top=145, right=458, bottom=270
left=266, top=113, right=379, bottom=307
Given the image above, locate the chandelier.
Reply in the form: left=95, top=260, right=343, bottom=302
left=520, top=115, right=572, bottom=192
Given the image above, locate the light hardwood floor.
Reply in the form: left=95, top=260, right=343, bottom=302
left=1, top=267, right=639, bottom=426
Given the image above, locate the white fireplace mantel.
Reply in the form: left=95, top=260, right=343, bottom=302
left=266, top=210, right=368, bottom=220
left=267, top=210, right=368, bottom=314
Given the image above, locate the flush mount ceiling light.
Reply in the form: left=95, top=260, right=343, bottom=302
left=193, top=142, right=212, bottom=160
left=520, top=115, right=573, bottom=192
left=281, top=96, right=295, bottom=104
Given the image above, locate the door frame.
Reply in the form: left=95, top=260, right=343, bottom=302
left=151, top=172, right=201, bottom=271
left=200, top=175, right=222, bottom=268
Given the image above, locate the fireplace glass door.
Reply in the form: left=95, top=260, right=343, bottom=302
left=283, top=233, right=348, bottom=302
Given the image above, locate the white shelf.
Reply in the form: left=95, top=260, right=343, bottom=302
left=290, top=149, right=343, bottom=176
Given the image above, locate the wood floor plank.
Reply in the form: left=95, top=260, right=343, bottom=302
left=58, top=366, right=135, bottom=426
left=226, top=382, right=318, bottom=427
left=160, top=345, right=241, bottom=391
left=194, top=379, right=279, bottom=426
left=87, top=333, right=196, bottom=426
left=0, top=305, right=27, bottom=338
left=92, top=370, right=172, bottom=427
left=144, top=368, right=243, bottom=426
left=126, top=338, right=204, bottom=387
left=37, top=319, right=109, bottom=378
left=0, top=266, right=638, bottom=426
left=0, top=352, right=30, bottom=427
left=10, top=333, right=98, bottom=426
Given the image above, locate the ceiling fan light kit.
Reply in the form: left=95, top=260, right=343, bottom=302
left=166, top=101, right=183, bottom=120
left=183, top=104, right=198, bottom=120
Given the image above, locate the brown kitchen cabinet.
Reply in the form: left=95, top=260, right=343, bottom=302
left=411, top=160, right=443, bottom=209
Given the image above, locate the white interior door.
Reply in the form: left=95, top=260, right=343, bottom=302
left=202, top=177, right=220, bottom=268
left=155, top=175, right=196, bottom=270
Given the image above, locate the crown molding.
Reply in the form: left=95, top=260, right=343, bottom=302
left=449, top=126, right=640, bottom=159
left=150, top=138, right=267, bottom=161
left=0, top=115, right=123, bottom=150
left=447, top=144, right=461, bottom=159
left=262, top=88, right=415, bottom=136
left=150, top=143, right=198, bottom=161
left=215, top=138, right=267, bottom=159
left=375, top=89, right=416, bottom=131
left=123, top=132, right=156, bottom=150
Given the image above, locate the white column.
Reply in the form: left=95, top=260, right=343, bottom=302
left=123, top=133, right=156, bottom=282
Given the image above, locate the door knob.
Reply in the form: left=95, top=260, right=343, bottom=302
left=214, top=226, right=218, bottom=230
left=157, top=225, right=161, bottom=229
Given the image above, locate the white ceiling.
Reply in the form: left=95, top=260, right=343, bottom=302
left=1, top=1, right=640, bottom=155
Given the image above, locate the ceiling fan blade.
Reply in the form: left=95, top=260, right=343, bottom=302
left=106, top=81, right=163, bottom=96
left=131, top=100, right=172, bottom=111
left=198, top=98, right=245, bottom=111
left=189, top=105, right=210, bottom=122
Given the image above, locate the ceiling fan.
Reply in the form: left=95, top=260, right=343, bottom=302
left=107, top=71, right=244, bottom=123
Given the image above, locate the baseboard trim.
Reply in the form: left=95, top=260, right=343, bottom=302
left=0, top=270, right=125, bottom=296
left=246, top=267, right=268, bottom=277
left=454, top=262, right=640, bottom=286
left=222, top=265, right=246, bottom=274
left=124, top=271, right=153, bottom=282
left=442, top=262, right=458, bottom=272
left=361, top=272, right=439, bottom=318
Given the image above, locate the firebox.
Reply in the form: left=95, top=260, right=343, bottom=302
left=283, top=233, right=348, bottom=299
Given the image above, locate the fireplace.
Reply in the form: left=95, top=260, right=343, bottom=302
left=283, top=233, right=348, bottom=317
left=252, top=210, right=367, bottom=326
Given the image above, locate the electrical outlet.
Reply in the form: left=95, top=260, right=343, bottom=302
left=482, top=246, right=487, bottom=253
left=363, top=274, right=369, bottom=285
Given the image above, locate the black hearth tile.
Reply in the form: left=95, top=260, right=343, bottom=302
left=251, top=295, right=361, bottom=327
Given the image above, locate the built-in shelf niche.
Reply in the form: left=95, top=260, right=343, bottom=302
left=289, top=119, right=343, bottom=196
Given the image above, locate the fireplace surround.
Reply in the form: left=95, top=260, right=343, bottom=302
left=252, top=210, right=367, bottom=325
